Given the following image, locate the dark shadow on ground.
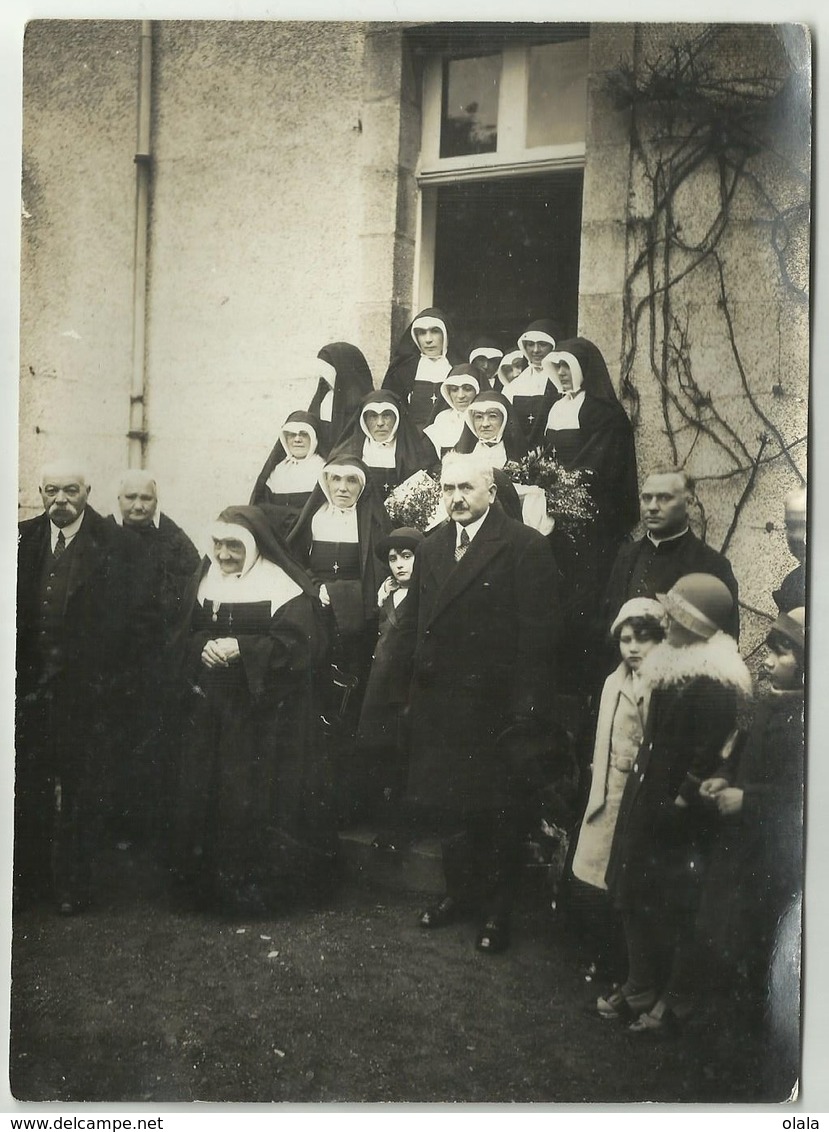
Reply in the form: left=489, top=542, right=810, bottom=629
left=9, top=843, right=788, bottom=1104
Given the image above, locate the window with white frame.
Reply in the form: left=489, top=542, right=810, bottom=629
left=419, top=34, right=589, bottom=184
left=411, top=26, right=589, bottom=350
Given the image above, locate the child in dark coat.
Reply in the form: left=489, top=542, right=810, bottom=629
left=699, top=607, right=805, bottom=1023
left=599, top=574, right=752, bottom=1033
left=355, top=527, right=423, bottom=847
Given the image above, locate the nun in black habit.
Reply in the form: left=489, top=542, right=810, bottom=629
left=381, top=307, right=463, bottom=432
left=307, top=342, right=374, bottom=450
left=467, top=337, right=503, bottom=388
left=537, top=337, right=639, bottom=689
left=453, top=389, right=530, bottom=468
left=327, top=389, right=438, bottom=499
left=537, top=338, right=638, bottom=543
left=171, top=505, right=336, bottom=914
left=497, top=318, right=559, bottom=438
left=288, top=456, right=393, bottom=818
left=422, top=365, right=482, bottom=459
left=518, top=318, right=561, bottom=371
left=249, top=410, right=328, bottom=525
left=452, top=389, right=559, bottom=536
left=492, top=348, right=528, bottom=395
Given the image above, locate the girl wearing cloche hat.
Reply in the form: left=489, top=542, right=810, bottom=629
left=569, top=598, right=667, bottom=983
left=599, top=574, right=752, bottom=1034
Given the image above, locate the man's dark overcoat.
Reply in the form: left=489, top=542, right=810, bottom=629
left=404, top=504, right=557, bottom=811
left=16, top=506, right=153, bottom=894
left=601, top=529, right=740, bottom=643
left=17, top=506, right=151, bottom=704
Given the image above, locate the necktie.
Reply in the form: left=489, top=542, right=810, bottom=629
left=455, top=527, right=470, bottom=562
left=53, top=530, right=66, bottom=560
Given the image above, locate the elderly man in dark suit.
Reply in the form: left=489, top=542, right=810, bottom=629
left=16, top=459, right=151, bottom=913
left=601, top=466, right=739, bottom=646
left=403, top=450, right=557, bottom=954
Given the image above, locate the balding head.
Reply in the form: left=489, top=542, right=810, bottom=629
left=441, top=450, right=495, bottom=490
left=117, top=469, right=159, bottom=528
left=39, top=460, right=91, bottom=527
left=784, top=485, right=806, bottom=562
left=440, top=451, right=497, bottom=525
left=39, top=459, right=88, bottom=490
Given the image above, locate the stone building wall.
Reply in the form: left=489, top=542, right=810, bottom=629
left=19, top=21, right=810, bottom=630
left=20, top=21, right=139, bottom=520
left=579, top=23, right=809, bottom=649
left=19, top=20, right=413, bottom=542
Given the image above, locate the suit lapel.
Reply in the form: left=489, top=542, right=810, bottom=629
left=19, top=513, right=51, bottom=577
left=64, top=509, right=101, bottom=605
left=427, top=507, right=508, bottom=625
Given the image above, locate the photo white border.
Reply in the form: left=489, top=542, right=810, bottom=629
left=1, top=0, right=826, bottom=1119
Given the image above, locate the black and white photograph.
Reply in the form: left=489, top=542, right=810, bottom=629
left=5, top=5, right=826, bottom=1113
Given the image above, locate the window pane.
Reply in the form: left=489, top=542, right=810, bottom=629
left=526, top=39, right=588, bottom=149
left=440, top=54, right=501, bottom=158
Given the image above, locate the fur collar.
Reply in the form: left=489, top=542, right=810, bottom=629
left=639, top=632, right=753, bottom=698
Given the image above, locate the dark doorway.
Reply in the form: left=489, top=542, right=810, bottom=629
left=432, top=171, right=583, bottom=355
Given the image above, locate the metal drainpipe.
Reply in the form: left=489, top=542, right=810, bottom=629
left=128, top=20, right=153, bottom=467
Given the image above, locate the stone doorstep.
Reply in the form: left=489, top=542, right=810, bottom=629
left=337, top=826, right=567, bottom=903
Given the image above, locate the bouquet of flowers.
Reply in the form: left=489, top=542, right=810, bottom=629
left=503, top=448, right=595, bottom=539
left=384, top=469, right=444, bottom=532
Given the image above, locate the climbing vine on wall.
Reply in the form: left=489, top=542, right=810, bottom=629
left=605, top=25, right=809, bottom=579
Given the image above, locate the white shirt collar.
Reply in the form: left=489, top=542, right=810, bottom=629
left=454, top=509, right=489, bottom=547
left=647, top=526, right=690, bottom=548
left=112, top=509, right=161, bottom=529
left=50, top=510, right=85, bottom=551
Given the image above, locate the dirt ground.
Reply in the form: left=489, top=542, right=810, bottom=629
left=8, top=844, right=792, bottom=1106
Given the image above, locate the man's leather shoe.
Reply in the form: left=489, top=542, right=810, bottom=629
left=475, top=915, right=510, bottom=954
left=419, top=896, right=459, bottom=928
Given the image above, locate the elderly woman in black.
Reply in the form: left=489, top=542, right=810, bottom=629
left=172, top=505, right=335, bottom=914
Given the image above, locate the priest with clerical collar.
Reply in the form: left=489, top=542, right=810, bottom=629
left=601, top=466, right=740, bottom=660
